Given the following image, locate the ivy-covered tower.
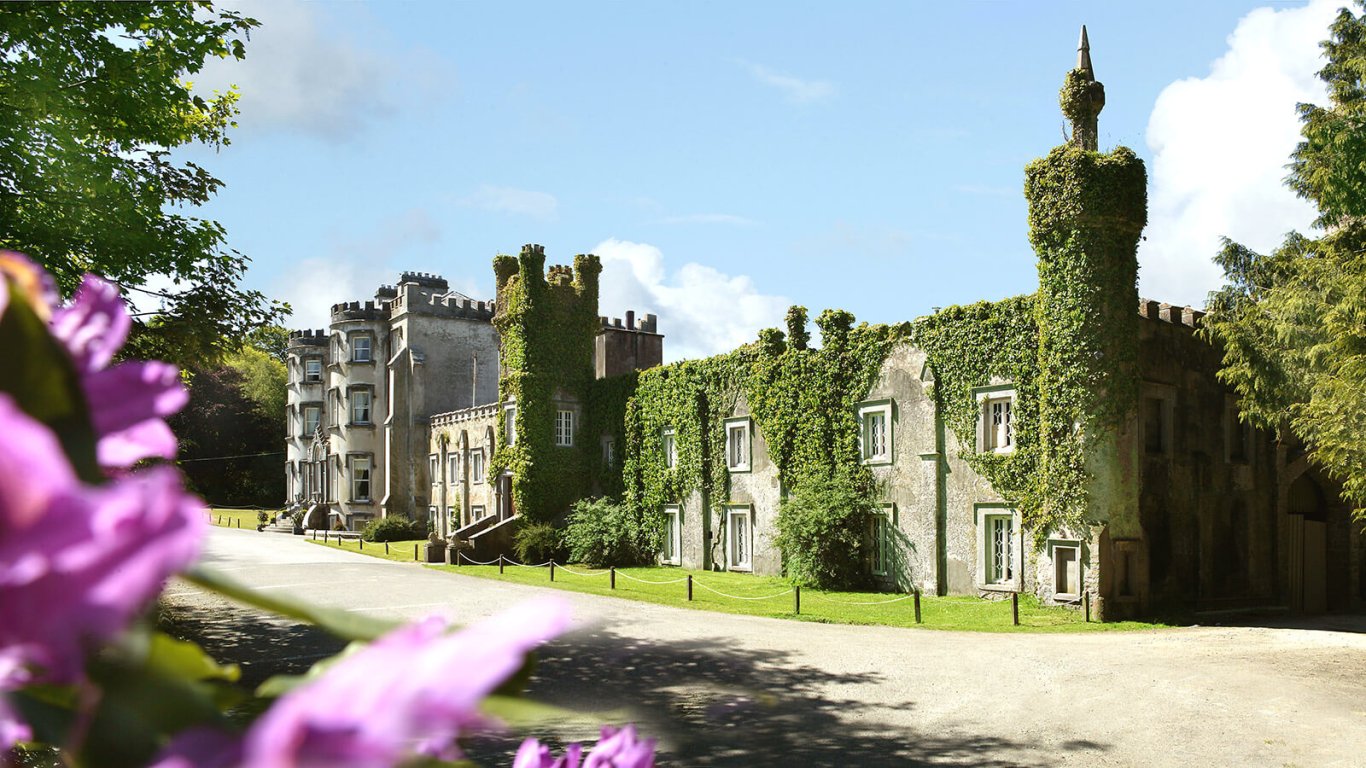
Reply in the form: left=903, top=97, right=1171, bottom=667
left=1024, top=28, right=1148, bottom=618
left=491, top=244, right=602, bottom=522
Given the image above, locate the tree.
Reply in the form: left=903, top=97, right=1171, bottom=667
left=170, top=361, right=284, bottom=507
left=1202, top=2, right=1366, bottom=518
left=0, top=2, right=284, bottom=366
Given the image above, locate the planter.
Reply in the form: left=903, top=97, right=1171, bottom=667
left=424, top=542, right=447, bottom=563
left=292, top=526, right=304, bottom=535
left=256, top=524, right=265, bottom=532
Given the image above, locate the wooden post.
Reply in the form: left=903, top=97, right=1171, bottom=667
left=499, top=555, right=505, bottom=575
left=359, top=538, right=363, bottom=550
left=1012, top=591, right=1020, bottom=626
left=914, top=590, right=922, bottom=624
left=794, top=585, right=801, bottom=615
left=236, top=518, right=240, bottom=528
left=324, top=531, right=329, bottom=543
left=413, top=544, right=418, bottom=561
left=1084, top=591, right=1091, bottom=622
left=610, top=567, right=616, bottom=590
left=550, top=561, right=556, bottom=582
left=385, top=542, right=390, bottom=555
left=687, top=574, right=693, bottom=601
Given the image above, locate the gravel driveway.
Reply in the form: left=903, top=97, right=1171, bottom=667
left=160, top=527, right=1366, bottom=767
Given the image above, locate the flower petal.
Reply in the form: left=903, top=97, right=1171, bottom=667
left=0, top=394, right=77, bottom=530
left=84, top=361, right=188, bottom=436
left=49, top=275, right=130, bottom=372
left=97, top=418, right=179, bottom=467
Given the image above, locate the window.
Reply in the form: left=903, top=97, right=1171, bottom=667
left=1225, top=402, right=1251, bottom=463
left=351, top=335, right=372, bottom=363
left=1052, top=542, right=1082, bottom=601
left=503, top=403, right=517, bottom=446
left=869, top=506, right=894, bottom=576
left=351, top=390, right=372, bottom=425
left=446, top=506, right=457, bottom=531
left=1143, top=397, right=1164, bottom=454
left=447, top=454, right=460, bottom=483
left=727, top=506, right=752, bottom=571
left=470, top=450, right=485, bottom=484
left=555, top=409, right=574, bottom=447
left=350, top=455, right=372, bottom=502
left=304, top=358, right=322, bottom=383
left=661, top=428, right=677, bottom=469
left=985, top=513, right=1014, bottom=585
left=975, top=389, right=1016, bottom=454
left=429, top=454, right=439, bottom=484
left=725, top=418, right=750, bottom=472
left=858, top=402, right=893, bottom=464
left=303, top=405, right=321, bottom=436
left=662, top=506, right=681, bottom=566
left=601, top=436, right=615, bottom=468
left=471, top=505, right=487, bottom=521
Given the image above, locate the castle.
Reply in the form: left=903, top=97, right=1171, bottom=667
left=286, top=32, right=1363, bottom=619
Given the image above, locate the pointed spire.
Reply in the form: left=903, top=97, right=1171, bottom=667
left=1077, top=25, right=1094, bottom=77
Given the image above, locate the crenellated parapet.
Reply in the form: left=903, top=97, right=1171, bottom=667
left=431, top=402, right=501, bottom=428
left=598, top=311, right=659, bottom=334
left=286, top=328, right=328, bottom=351
left=1138, top=299, right=1204, bottom=330
left=330, top=300, right=389, bottom=323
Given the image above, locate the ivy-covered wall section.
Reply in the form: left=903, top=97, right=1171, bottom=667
left=491, top=245, right=602, bottom=522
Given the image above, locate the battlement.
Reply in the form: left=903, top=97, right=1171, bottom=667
left=399, top=271, right=449, bottom=290
left=431, top=402, right=501, bottom=428
left=286, top=328, right=328, bottom=350
left=330, top=300, right=389, bottom=323
left=375, top=285, right=397, bottom=301
left=598, top=311, right=659, bottom=335
left=1138, top=298, right=1204, bottom=330
left=390, top=286, right=496, bottom=320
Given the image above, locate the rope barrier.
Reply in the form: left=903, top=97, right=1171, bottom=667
left=804, top=592, right=918, bottom=606
left=554, top=564, right=611, bottom=577
left=691, top=580, right=794, bottom=601
left=614, top=571, right=689, bottom=585
left=503, top=558, right=555, bottom=568
left=455, top=552, right=502, bottom=566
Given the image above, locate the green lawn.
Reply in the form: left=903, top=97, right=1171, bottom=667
left=208, top=508, right=274, bottom=530
left=306, top=536, right=433, bottom=563
left=305, top=538, right=1163, bottom=633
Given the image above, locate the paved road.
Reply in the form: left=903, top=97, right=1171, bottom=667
left=161, top=528, right=1366, bottom=767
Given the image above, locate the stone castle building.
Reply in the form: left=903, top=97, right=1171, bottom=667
left=287, top=33, right=1363, bottom=618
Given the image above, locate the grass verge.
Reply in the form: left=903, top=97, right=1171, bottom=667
left=304, top=538, right=1165, bottom=633
left=208, top=507, right=272, bottom=530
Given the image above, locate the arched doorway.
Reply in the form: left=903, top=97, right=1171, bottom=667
left=1287, top=473, right=1327, bottom=613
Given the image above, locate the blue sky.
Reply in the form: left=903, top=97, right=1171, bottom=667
left=181, top=1, right=1341, bottom=361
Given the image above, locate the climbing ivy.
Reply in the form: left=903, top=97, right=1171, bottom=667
left=490, top=247, right=602, bottom=522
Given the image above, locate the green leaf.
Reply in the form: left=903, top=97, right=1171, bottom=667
left=184, top=565, right=398, bottom=642
left=479, top=694, right=609, bottom=730
left=145, top=631, right=241, bottom=684
left=0, top=281, right=101, bottom=483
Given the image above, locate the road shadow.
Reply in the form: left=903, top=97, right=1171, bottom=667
left=466, top=621, right=1108, bottom=767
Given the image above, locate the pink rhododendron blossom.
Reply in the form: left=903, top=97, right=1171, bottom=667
left=48, top=274, right=188, bottom=467
left=515, top=725, right=657, bottom=768
left=0, top=395, right=206, bottom=748
left=234, top=597, right=572, bottom=768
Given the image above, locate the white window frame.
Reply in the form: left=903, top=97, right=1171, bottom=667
left=447, top=454, right=460, bottom=484
left=351, top=334, right=372, bottom=363
left=661, top=505, right=681, bottom=566
left=601, top=436, right=616, bottom=468
left=471, top=505, right=486, bottom=521
left=869, top=504, right=895, bottom=576
left=726, top=505, right=753, bottom=571
left=504, top=403, right=517, bottom=446
left=661, top=427, right=677, bottom=469
left=303, top=405, right=321, bottom=436
left=350, top=389, right=372, bottom=425
left=303, top=358, right=322, bottom=383
left=350, top=455, right=372, bottom=502
left=446, top=506, right=457, bottom=531
left=428, top=454, right=439, bottom=485
left=1048, top=539, right=1083, bottom=602
left=470, top=450, right=485, bottom=484
left=555, top=409, right=575, bottom=447
left=974, top=505, right=1021, bottom=591
left=858, top=400, right=894, bottom=465
left=974, top=387, right=1017, bottom=454
left=725, top=417, right=751, bottom=473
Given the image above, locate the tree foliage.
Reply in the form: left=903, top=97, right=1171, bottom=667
left=1202, top=2, right=1366, bottom=518
left=0, top=2, right=284, bottom=366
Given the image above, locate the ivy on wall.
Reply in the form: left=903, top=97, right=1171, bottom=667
left=490, top=246, right=602, bottom=522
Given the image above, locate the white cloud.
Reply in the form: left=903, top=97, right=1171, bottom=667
left=458, top=185, right=559, bottom=221
left=742, top=61, right=836, bottom=104
left=192, top=0, right=444, bottom=140
left=1140, top=0, right=1338, bottom=308
left=592, top=239, right=789, bottom=363
left=274, top=208, right=461, bottom=329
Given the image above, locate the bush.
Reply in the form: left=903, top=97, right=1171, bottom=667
left=514, top=522, right=567, bottom=565
left=257, top=509, right=269, bottom=525
left=774, top=473, right=880, bottom=589
left=564, top=497, right=652, bottom=567
left=362, top=515, right=426, bottom=542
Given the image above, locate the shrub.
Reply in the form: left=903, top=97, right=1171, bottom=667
left=362, top=515, right=426, bottom=542
left=257, top=509, right=269, bottom=524
left=514, top=522, right=567, bottom=565
left=564, top=497, right=651, bottom=567
left=774, top=473, right=880, bottom=589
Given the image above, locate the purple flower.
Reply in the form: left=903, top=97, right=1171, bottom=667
left=48, top=274, right=187, bottom=467
left=234, top=597, right=572, bottom=768
left=0, top=395, right=206, bottom=748
left=515, top=725, right=657, bottom=768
